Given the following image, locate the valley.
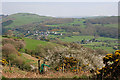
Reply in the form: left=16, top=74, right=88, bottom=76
left=1, top=13, right=119, bottom=79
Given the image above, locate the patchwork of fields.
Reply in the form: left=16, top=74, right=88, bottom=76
left=60, top=36, right=118, bottom=53
left=2, top=13, right=118, bottom=53
left=22, top=36, right=118, bottom=53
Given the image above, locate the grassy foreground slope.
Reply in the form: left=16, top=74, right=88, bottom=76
left=2, top=36, right=107, bottom=78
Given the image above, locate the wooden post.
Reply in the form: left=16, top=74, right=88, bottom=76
left=43, top=60, right=45, bottom=74
left=38, top=60, right=40, bottom=74
left=77, top=62, right=79, bottom=73
left=9, top=60, right=11, bottom=70
left=63, top=63, right=64, bottom=73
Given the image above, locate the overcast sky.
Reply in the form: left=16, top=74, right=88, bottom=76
left=2, top=0, right=120, bottom=2
left=2, top=2, right=118, bottom=17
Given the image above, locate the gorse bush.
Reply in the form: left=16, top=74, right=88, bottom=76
left=95, top=50, right=120, bottom=79
left=55, top=57, right=84, bottom=72
left=1, top=59, right=8, bottom=66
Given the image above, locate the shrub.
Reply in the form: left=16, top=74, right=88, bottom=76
left=1, top=59, right=8, bottom=66
left=44, top=43, right=55, bottom=51
left=95, top=50, right=120, bottom=79
left=31, top=50, right=36, bottom=55
left=7, top=54, right=31, bottom=71
left=15, top=41, right=25, bottom=51
left=95, top=49, right=108, bottom=55
left=21, top=62, right=31, bottom=71
left=18, top=52, right=21, bottom=56
left=25, top=49, right=32, bottom=54
left=7, top=54, right=18, bottom=62
left=79, top=75, right=88, bottom=78
left=35, top=44, right=46, bottom=56
left=70, top=43, right=82, bottom=49
left=73, top=75, right=79, bottom=79
left=2, top=43, right=18, bottom=57
left=2, top=38, right=25, bottom=51
left=55, top=57, right=81, bottom=72
left=2, top=38, right=15, bottom=46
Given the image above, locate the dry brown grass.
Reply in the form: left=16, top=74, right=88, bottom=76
left=2, top=66, right=91, bottom=78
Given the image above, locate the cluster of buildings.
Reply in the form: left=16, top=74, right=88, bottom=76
left=27, top=30, right=63, bottom=36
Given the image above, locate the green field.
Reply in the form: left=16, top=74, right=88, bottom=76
left=4, top=13, right=53, bottom=28
left=59, top=36, right=118, bottom=53
left=60, top=36, right=94, bottom=42
left=103, top=24, right=118, bottom=28
left=46, top=18, right=86, bottom=28
left=84, top=45, right=115, bottom=53
left=96, top=37, right=117, bottom=41
left=23, top=38, right=48, bottom=50
left=69, top=19, right=86, bottom=27
left=60, top=36, right=117, bottom=42
left=23, top=36, right=116, bottom=53
left=2, top=36, right=47, bottom=50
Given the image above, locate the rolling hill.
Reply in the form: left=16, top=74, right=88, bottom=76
left=2, top=13, right=118, bottom=53
left=2, top=13, right=53, bottom=28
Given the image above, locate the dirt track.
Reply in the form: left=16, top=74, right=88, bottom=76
left=2, top=69, right=91, bottom=78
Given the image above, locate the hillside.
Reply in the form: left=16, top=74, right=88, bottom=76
left=2, top=36, right=106, bottom=78
left=23, top=37, right=106, bottom=69
left=1, top=36, right=119, bottom=79
left=2, top=13, right=53, bottom=28
left=2, top=13, right=118, bottom=53
left=2, top=13, right=118, bottom=39
left=2, top=50, right=91, bottom=78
